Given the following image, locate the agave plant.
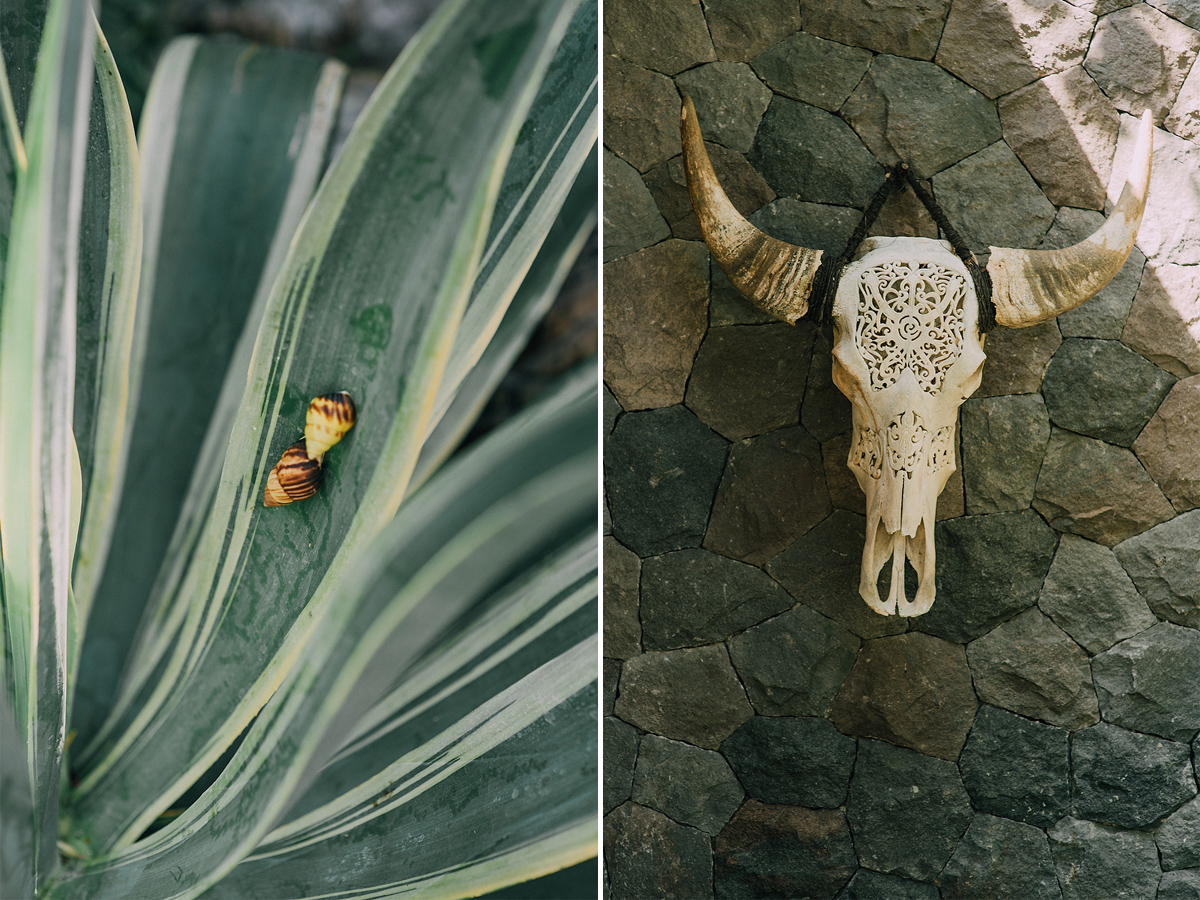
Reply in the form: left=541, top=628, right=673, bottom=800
left=0, top=0, right=599, bottom=896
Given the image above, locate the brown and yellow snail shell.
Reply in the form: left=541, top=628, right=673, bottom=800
left=305, top=391, right=357, bottom=462
left=263, top=439, right=323, bottom=507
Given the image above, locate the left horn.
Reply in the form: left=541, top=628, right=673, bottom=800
left=681, top=96, right=822, bottom=324
left=987, top=110, right=1153, bottom=328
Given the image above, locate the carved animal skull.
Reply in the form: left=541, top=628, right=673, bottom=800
left=681, top=97, right=1153, bottom=617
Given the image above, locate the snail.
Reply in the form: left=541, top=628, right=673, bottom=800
left=263, top=439, right=323, bottom=507
left=263, top=391, right=357, bottom=507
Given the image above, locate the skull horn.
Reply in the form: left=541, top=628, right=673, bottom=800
left=681, top=96, right=823, bottom=324
left=987, top=110, right=1154, bottom=328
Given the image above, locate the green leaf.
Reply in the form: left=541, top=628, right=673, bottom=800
left=69, top=19, right=142, bottom=671
left=70, top=39, right=346, bottom=753
left=70, top=0, right=582, bottom=854
left=47, top=356, right=596, bottom=900
left=0, top=0, right=49, bottom=132
left=0, top=0, right=95, bottom=885
left=1, top=657, right=36, bottom=900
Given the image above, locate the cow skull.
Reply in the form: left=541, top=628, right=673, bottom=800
left=681, top=97, right=1153, bottom=617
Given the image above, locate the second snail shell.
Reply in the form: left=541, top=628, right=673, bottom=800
left=264, top=391, right=357, bottom=507
left=264, top=440, right=323, bottom=507
left=306, top=392, right=357, bottom=462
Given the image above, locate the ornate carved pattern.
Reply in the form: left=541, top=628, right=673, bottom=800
left=852, top=412, right=954, bottom=479
left=854, top=261, right=967, bottom=396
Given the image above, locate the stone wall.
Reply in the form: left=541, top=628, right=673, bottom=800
left=602, top=1, right=1200, bottom=897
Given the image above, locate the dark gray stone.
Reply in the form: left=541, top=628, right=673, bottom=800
left=1047, top=817, right=1161, bottom=900
left=938, top=813, right=1062, bottom=900
left=603, top=240, right=708, bottom=411
left=751, top=32, right=873, bottom=112
left=1072, top=721, right=1197, bottom=829
left=640, top=548, right=794, bottom=649
left=846, top=740, right=973, bottom=882
left=1043, top=339, right=1177, bottom=447
left=1123, top=260, right=1200, bottom=375
left=835, top=870, right=939, bottom=900
left=802, top=332, right=852, bottom=442
left=935, top=0, right=1095, bottom=99
left=604, top=384, right=621, bottom=436
left=713, top=801, right=856, bottom=900
left=602, top=56, right=681, bottom=173
left=704, top=426, right=832, bottom=566
left=721, top=715, right=857, bottom=808
left=604, top=0, right=716, bottom=76
left=801, top=0, right=952, bottom=60
left=1160, top=870, right=1200, bottom=900
left=1038, top=535, right=1158, bottom=655
left=916, top=510, right=1059, bottom=644
left=605, top=716, right=640, bottom=814
left=605, top=405, right=728, bottom=558
left=842, top=54, right=1001, bottom=177
left=604, top=657, right=619, bottom=716
left=823, top=433, right=865, bottom=515
left=830, top=632, right=978, bottom=761
left=631, top=734, right=744, bottom=834
left=685, top=323, right=814, bottom=441
left=766, top=510, right=909, bottom=640
left=1039, top=207, right=1144, bottom=340
left=749, top=96, right=886, bottom=208
left=976, top=321, right=1062, bottom=398
left=604, top=536, right=641, bottom=659
left=676, top=62, right=772, bottom=153
left=749, top=198, right=862, bottom=253
left=1133, top=376, right=1200, bottom=514
left=728, top=604, right=861, bottom=716
left=1158, top=795, right=1200, bottom=870
left=603, top=149, right=670, bottom=262
left=931, top=141, right=1057, bottom=253
left=1091, top=623, right=1200, bottom=742
left=1114, top=511, right=1200, bottom=629
left=702, top=0, right=803, bottom=63
left=999, top=66, right=1119, bottom=210
left=959, top=706, right=1071, bottom=829
left=644, top=144, right=775, bottom=243
left=961, top=394, right=1051, bottom=514
left=614, top=644, right=754, bottom=749
left=967, top=607, right=1100, bottom=730
left=1084, top=4, right=1200, bottom=121
left=604, top=802, right=713, bottom=900
left=1034, top=429, right=1176, bottom=546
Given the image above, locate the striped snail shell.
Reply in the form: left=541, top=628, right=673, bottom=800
left=305, top=391, right=357, bottom=462
left=264, top=439, right=323, bottom=507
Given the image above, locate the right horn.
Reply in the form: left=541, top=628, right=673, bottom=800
left=681, top=96, right=823, bottom=324
left=987, top=110, right=1154, bottom=328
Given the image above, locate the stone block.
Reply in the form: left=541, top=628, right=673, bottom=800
left=937, top=814, right=1061, bottom=899
left=1047, top=817, right=1162, bottom=900
left=603, top=536, right=641, bottom=659
left=967, top=607, right=1100, bottom=729
left=1114, top=510, right=1200, bottom=628
left=676, top=62, right=772, bottom=153
left=1042, top=338, right=1176, bottom=447
left=843, top=54, right=1001, bottom=177
left=631, top=734, right=743, bottom=834
left=1038, top=534, right=1157, bottom=655
left=603, top=0, right=715, bottom=76
left=961, top=393, right=1050, bottom=514
left=1134, top=376, right=1200, bottom=513
left=640, top=548, right=794, bottom=649
left=721, top=715, right=857, bottom=808
left=959, top=706, right=1071, bottom=828
left=713, top=801, right=856, bottom=899
left=751, top=31, right=873, bottom=112
left=605, top=404, right=727, bottom=557
left=1158, top=795, right=1200, bottom=870
left=602, top=55, right=681, bottom=173
left=1159, top=870, right=1200, bottom=900
left=605, top=716, right=640, bottom=813
left=1072, top=721, right=1197, bottom=828
left=749, top=96, right=885, bottom=208
left=702, top=0, right=803, bottom=63
left=603, top=240, right=708, bottom=411
left=644, top=144, right=774, bottom=243
left=728, top=604, right=861, bottom=717
left=749, top=198, right=862, bottom=253
left=684, top=323, right=814, bottom=441
left=604, top=802, right=713, bottom=900
left=846, top=740, right=973, bottom=882
left=1091, top=622, right=1200, bottom=742
left=603, top=149, right=670, bottom=262
left=614, top=644, right=753, bottom=749
left=801, top=0, right=951, bottom=60
left=835, top=870, right=939, bottom=899
left=830, top=632, right=978, bottom=760
left=1034, top=428, right=1175, bottom=546
left=975, top=321, right=1061, bottom=397
left=1122, top=262, right=1200, bottom=377
left=604, top=657, right=619, bottom=716
left=1166, top=48, right=1200, bottom=139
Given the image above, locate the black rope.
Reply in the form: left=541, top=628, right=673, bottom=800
left=803, top=162, right=997, bottom=332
